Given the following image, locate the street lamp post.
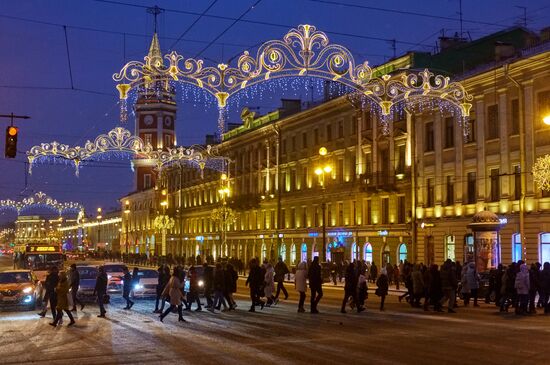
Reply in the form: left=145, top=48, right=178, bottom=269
left=213, top=173, right=233, bottom=259
left=124, top=201, right=130, bottom=255
left=96, top=207, right=102, bottom=251
left=315, top=147, right=332, bottom=262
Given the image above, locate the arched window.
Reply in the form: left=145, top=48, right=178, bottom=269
left=464, top=234, right=474, bottom=263
left=351, top=243, right=357, bottom=261
left=312, top=243, right=319, bottom=260
left=280, top=244, right=287, bottom=261
left=512, top=233, right=522, bottom=262
left=364, top=243, right=373, bottom=263
left=540, top=233, right=550, bottom=263
left=382, top=244, right=390, bottom=264
left=261, top=243, right=267, bottom=262
left=398, top=243, right=408, bottom=262
left=290, top=244, right=297, bottom=265
left=445, top=235, right=455, bottom=261
left=195, top=244, right=200, bottom=257
left=301, top=243, right=308, bottom=262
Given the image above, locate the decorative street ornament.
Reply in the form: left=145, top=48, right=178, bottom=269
left=0, top=191, right=84, bottom=217
left=533, top=155, right=550, bottom=191
left=114, top=24, right=473, bottom=135
left=153, top=215, right=175, bottom=257
left=27, top=126, right=229, bottom=176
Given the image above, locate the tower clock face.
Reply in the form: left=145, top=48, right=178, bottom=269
left=164, top=117, right=172, bottom=127
left=144, top=115, right=154, bottom=126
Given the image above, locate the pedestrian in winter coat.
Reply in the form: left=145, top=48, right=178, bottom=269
left=500, top=264, right=517, bottom=312
left=440, top=260, right=457, bottom=313
left=274, top=257, right=290, bottom=300
left=93, top=266, right=108, bottom=318
left=393, top=265, right=400, bottom=290
left=38, top=266, right=59, bottom=318
left=515, top=264, right=530, bottom=315
left=122, top=267, right=134, bottom=310
left=528, top=263, right=540, bottom=313
left=341, top=262, right=357, bottom=313
left=308, top=256, right=323, bottom=313
left=264, top=264, right=276, bottom=306
left=212, top=263, right=228, bottom=311
left=160, top=267, right=186, bottom=322
left=376, top=268, right=389, bottom=311
left=460, top=265, right=470, bottom=306
left=465, top=262, right=480, bottom=307
left=295, top=261, right=307, bottom=312
left=428, top=264, right=443, bottom=312
left=203, top=263, right=214, bottom=308
left=68, top=264, right=84, bottom=312
left=49, top=272, right=75, bottom=327
left=246, top=258, right=265, bottom=312
left=370, top=262, right=378, bottom=283
left=356, top=268, right=368, bottom=313
left=411, top=264, right=424, bottom=308
left=539, top=262, right=550, bottom=314
left=187, top=266, right=202, bottom=311
left=224, top=264, right=238, bottom=310
left=154, top=265, right=168, bottom=313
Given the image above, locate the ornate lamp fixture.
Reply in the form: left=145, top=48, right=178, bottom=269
left=153, top=215, right=175, bottom=257
left=533, top=155, right=550, bottom=191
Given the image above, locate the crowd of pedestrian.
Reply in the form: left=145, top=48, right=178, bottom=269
left=33, top=256, right=550, bottom=329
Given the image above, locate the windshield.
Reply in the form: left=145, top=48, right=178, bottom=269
left=0, top=272, right=32, bottom=284
left=104, top=265, right=125, bottom=273
left=138, top=270, right=159, bottom=279
left=25, top=254, right=63, bottom=270
left=77, top=267, right=98, bottom=280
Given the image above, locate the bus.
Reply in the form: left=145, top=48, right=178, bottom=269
left=19, top=243, right=65, bottom=282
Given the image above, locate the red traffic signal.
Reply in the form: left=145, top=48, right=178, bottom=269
left=5, top=126, right=18, bottom=158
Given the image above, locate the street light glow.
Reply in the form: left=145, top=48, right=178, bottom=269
left=315, top=167, right=323, bottom=175
left=319, top=147, right=328, bottom=156
left=544, top=115, right=550, bottom=126
left=323, top=165, right=332, bottom=173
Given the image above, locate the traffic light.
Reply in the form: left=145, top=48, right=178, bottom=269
left=5, top=126, right=18, bottom=158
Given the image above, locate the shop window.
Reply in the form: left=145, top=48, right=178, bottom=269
left=512, top=233, right=522, bottom=262
left=261, top=243, right=267, bottom=262
left=279, top=244, right=287, bottom=262
left=445, top=235, right=455, bottom=261
left=539, top=233, right=550, bottom=264
left=382, top=244, right=390, bottom=264
left=301, top=243, right=308, bottom=262
left=351, top=243, right=357, bottom=261
left=364, top=243, right=373, bottom=263
left=290, top=244, right=296, bottom=265
left=464, top=234, right=474, bottom=263
left=398, top=243, right=407, bottom=263
left=312, top=243, right=319, bottom=260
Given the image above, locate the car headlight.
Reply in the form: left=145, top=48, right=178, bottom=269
left=107, top=275, right=112, bottom=280
left=23, top=295, right=33, bottom=303
left=198, top=280, right=204, bottom=287
left=134, top=284, right=143, bottom=290
left=22, top=287, right=33, bottom=294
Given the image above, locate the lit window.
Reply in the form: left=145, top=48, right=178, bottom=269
left=512, top=233, right=522, bottom=262
left=539, top=233, right=550, bottom=264
left=301, top=243, right=308, bottom=262
left=398, top=243, right=408, bottom=263
left=445, top=235, right=455, bottom=261
left=363, top=243, right=373, bottom=263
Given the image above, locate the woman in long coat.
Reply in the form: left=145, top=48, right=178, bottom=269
left=294, top=261, right=307, bottom=312
left=50, top=272, right=75, bottom=327
left=264, top=263, right=276, bottom=306
left=160, top=267, right=185, bottom=322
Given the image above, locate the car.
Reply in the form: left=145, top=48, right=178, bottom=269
left=184, top=265, right=211, bottom=295
left=0, top=270, right=41, bottom=310
left=131, top=269, right=159, bottom=299
left=103, top=263, right=126, bottom=294
left=76, top=265, right=99, bottom=302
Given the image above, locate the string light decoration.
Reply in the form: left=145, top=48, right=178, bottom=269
left=0, top=191, right=84, bottom=217
left=533, top=155, right=550, bottom=191
left=113, top=24, right=473, bottom=135
left=27, top=126, right=229, bottom=176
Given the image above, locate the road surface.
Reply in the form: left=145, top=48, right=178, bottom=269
left=0, top=255, right=548, bottom=365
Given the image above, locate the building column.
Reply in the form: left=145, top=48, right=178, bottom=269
left=498, top=90, right=510, bottom=199
left=475, top=98, right=486, bottom=209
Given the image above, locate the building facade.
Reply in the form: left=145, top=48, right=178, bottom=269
left=123, top=27, right=550, bottom=268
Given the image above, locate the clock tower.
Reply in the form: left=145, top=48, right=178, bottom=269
left=134, top=33, right=177, bottom=192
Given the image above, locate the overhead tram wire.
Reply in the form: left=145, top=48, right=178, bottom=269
left=306, top=0, right=512, bottom=29
left=169, top=0, right=219, bottom=51
left=92, top=0, right=435, bottom=49
left=194, top=0, right=264, bottom=58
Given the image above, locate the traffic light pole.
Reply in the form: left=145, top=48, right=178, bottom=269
left=0, top=113, right=31, bottom=126
left=1, top=113, right=30, bottom=159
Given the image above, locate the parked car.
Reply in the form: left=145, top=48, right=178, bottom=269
left=130, top=268, right=159, bottom=299
left=0, top=270, right=41, bottom=310
left=103, top=263, right=126, bottom=294
left=75, top=265, right=99, bottom=302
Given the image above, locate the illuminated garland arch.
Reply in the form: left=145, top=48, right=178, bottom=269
left=27, top=127, right=230, bottom=177
left=113, top=24, right=473, bottom=134
left=0, top=191, right=85, bottom=218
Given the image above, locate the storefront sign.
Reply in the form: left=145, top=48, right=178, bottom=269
left=378, top=230, right=389, bottom=236
left=327, top=231, right=353, bottom=237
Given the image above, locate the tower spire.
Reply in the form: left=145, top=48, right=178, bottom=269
left=146, top=5, right=164, bottom=66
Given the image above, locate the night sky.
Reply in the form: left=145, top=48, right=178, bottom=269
left=0, top=0, right=548, bottom=223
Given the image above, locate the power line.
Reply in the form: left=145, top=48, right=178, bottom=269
left=307, top=0, right=511, bottom=29
left=169, top=0, right=219, bottom=51
left=63, top=25, right=75, bottom=89
left=194, top=0, right=263, bottom=58
left=92, top=0, right=434, bottom=48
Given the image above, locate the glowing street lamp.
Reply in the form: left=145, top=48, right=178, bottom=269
left=315, top=147, right=332, bottom=262
left=543, top=114, right=550, bottom=126
left=96, top=207, right=102, bottom=250
left=124, top=201, right=130, bottom=254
